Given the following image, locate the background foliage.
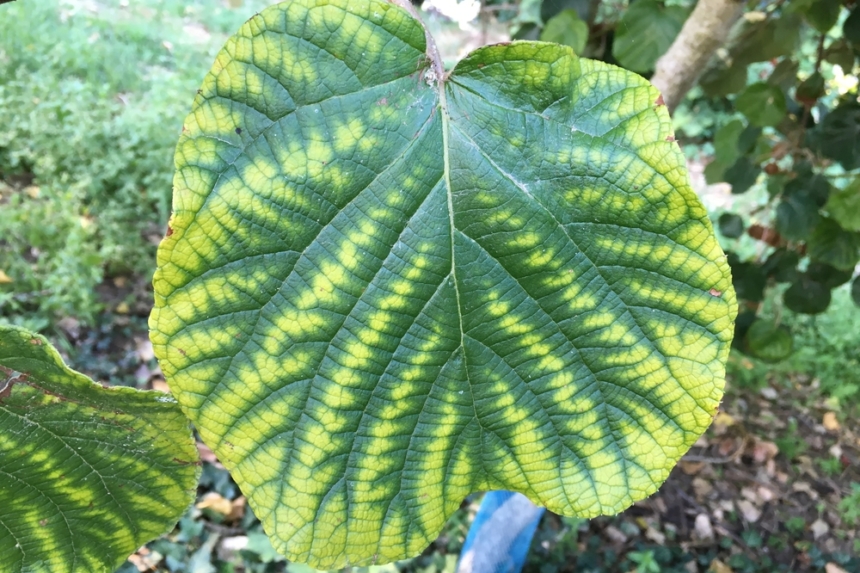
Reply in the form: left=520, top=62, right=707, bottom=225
left=1, top=0, right=859, bottom=571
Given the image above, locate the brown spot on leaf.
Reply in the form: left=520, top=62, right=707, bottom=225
left=166, top=225, right=173, bottom=237
left=655, top=94, right=665, bottom=106
left=376, top=97, right=388, bottom=106
left=709, top=288, right=722, bottom=297
left=29, top=338, right=42, bottom=345
left=39, top=519, right=48, bottom=527
left=665, top=135, right=676, bottom=142
left=177, top=348, right=187, bottom=356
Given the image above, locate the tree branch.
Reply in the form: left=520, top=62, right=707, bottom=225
left=650, top=0, right=745, bottom=114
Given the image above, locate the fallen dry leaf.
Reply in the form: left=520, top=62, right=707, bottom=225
left=151, top=378, right=170, bottom=393
left=760, top=387, right=778, bottom=400
left=692, top=477, right=713, bottom=499
left=825, top=563, right=849, bottom=573
left=792, top=481, right=819, bottom=499
left=197, top=442, right=223, bottom=467
left=718, top=438, right=739, bottom=457
left=811, top=518, right=829, bottom=540
left=756, top=486, right=775, bottom=502
left=0, top=270, right=12, bottom=284
left=751, top=439, right=779, bottom=463
left=645, top=526, right=665, bottom=545
left=680, top=460, right=706, bottom=475
left=694, top=514, right=714, bottom=541
left=604, top=525, right=628, bottom=544
left=136, top=337, right=155, bottom=362
left=737, top=499, right=761, bottom=523
left=197, top=491, right=232, bottom=515
left=709, top=558, right=733, bottom=573
left=823, top=412, right=840, bottom=432
left=228, top=496, right=246, bottom=522
left=218, top=535, right=249, bottom=562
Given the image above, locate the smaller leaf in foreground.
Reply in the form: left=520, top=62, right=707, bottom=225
left=0, top=325, right=200, bottom=573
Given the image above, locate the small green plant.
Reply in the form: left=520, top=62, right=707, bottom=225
left=775, top=419, right=809, bottom=460
left=785, top=516, right=807, bottom=535
left=628, top=549, right=662, bottom=573
left=838, top=483, right=860, bottom=526
left=819, top=456, right=843, bottom=477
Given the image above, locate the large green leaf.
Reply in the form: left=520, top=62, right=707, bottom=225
left=775, top=193, right=819, bottom=241
left=735, top=82, right=787, bottom=128
left=732, top=14, right=802, bottom=67
left=812, top=102, right=860, bottom=170
left=612, top=0, right=687, bottom=73
left=541, top=9, right=588, bottom=55
left=0, top=325, right=199, bottom=573
left=744, top=319, right=793, bottom=363
left=807, top=218, right=860, bottom=271
left=150, top=0, right=736, bottom=567
left=826, top=178, right=860, bottom=232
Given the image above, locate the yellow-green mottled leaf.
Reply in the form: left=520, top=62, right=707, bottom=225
left=150, top=0, right=737, bottom=567
left=0, top=325, right=200, bottom=573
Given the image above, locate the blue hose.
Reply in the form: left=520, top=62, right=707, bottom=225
left=455, top=491, right=545, bottom=573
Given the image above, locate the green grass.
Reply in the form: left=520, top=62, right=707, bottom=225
left=727, top=285, right=860, bottom=411
left=0, top=0, right=270, bottom=331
